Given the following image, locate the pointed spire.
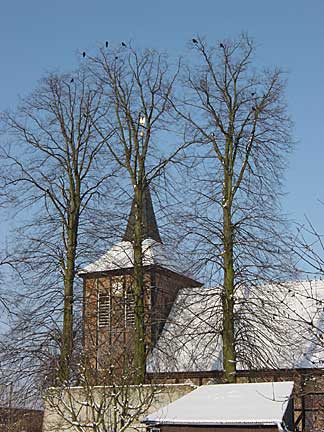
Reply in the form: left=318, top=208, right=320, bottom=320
left=123, top=184, right=162, bottom=243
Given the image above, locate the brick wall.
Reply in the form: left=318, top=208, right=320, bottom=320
left=82, top=266, right=200, bottom=382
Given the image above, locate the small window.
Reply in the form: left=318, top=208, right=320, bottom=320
left=98, top=294, right=111, bottom=327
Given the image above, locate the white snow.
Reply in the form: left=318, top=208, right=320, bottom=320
left=148, top=279, right=324, bottom=372
left=142, top=381, right=294, bottom=426
left=240, top=279, right=324, bottom=369
left=79, top=238, right=188, bottom=276
left=147, top=286, right=223, bottom=372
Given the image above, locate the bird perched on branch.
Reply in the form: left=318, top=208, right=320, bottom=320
left=192, top=38, right=198, bottom=44
left=121, top=42, right=127, bottom=47
left=82, top=51, right=86, bottom=58
left=105, top=41, right=108, bottom=48
left=220, top=43, right=224, bottom=48
left=70, top=78, right=74, bottom=83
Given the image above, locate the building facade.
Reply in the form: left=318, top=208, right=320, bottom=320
left=79, top=188, right=324, bottom=430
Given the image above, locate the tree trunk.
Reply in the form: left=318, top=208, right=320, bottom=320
left=59, top=211, right=79, bottom=382
left=132, top=187, right=146, bottom=383
left=222, top=144, right=236, bottom=383
left=222, top=205, right=236, bottom=383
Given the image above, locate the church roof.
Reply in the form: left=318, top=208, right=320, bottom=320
left=123, top=185, right=162, bottom=243
left=148, top=279, right=324, bottom=373
left=79, top=238, right=193, bottom=278
left=80, top=184, right=200, bottom=281
left=80, top=183, right=170, bottom=275
left=143, top=381, right=294, bottom=427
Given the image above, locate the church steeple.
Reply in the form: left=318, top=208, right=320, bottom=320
left=123, top=184, right=162, bottom=243
left=81, top=182, right=201, bottom=379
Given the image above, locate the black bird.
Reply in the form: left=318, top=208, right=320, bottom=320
left=192, top=38, right=198, bottom=44
left=251, top=92, right=255, bottom=97
left=105, top=41, right=108, bottom=48
left=121, top=42, right=126, bottom=47
left=70, top=78, right=74, bottom=83
left=252, top=106, right=256, bottom=111
left=115, top=56, right=118, bottom=60
left=82, top=51, right=86, bottom=58
left=220, top=43, right=224, bottom=48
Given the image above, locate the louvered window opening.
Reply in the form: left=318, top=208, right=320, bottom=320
left=98, top=293, right=135, bottom=328
left=98, top=294, right=111, bottom=327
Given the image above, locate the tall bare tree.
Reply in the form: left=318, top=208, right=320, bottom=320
left=174, top=34, right=294, bottom=382
left=0, top=70, right=116, bottom=384
left=87, top=46, right=184, bottom=383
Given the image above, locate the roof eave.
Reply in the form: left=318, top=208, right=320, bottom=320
left=78, top=263, right=202, bottom=286
left=143, top=420, right=282, bottom=426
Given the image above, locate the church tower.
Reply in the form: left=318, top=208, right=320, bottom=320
left=79, top=186, right=201, bottom=380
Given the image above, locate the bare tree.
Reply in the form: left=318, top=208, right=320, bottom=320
left=43, top=363, right=158, bottom=432
left=0, top=69, right=116, bottom=384
left=173, top=34, right=294, bottom=382
left=86, top=46, right=185, bottom=383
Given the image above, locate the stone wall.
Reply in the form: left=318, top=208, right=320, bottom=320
left=42, top=383, right=195, bottom=432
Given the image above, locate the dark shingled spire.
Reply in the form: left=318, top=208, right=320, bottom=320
left=123, top=185, right=162, bottom=243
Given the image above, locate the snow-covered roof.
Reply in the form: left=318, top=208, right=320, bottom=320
left=147, top=286, right=223, bottom=372
left=79, top=238, right=192, bottom=278
left=142, top=382, right=294, bottom=426
left=148, top=279, right=324, bottom=372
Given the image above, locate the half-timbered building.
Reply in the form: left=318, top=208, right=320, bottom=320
left=79, top=187, right=324, bottom=431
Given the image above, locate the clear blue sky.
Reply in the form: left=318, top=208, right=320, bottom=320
left=0, top=0, right=323, bottom=234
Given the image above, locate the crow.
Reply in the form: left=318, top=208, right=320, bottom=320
left=121, top=42, right=126, bottom=47
left=82, top=51, right=86, bottom=58
left=105, top=41, right=108, bottom=48
left=251, top=92, right=255, bottom=97
left=192, top=38, right=198, bottom=44
left=115, top=56, right=118, bottom=60
left=220, top=43, right=224, bottom=48
left=70, top=78, right=74, bottom=83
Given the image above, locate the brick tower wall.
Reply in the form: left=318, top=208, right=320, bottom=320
left=151, top=268, right=202, bottom=343
left=82, top=266, right=201, bottom=382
